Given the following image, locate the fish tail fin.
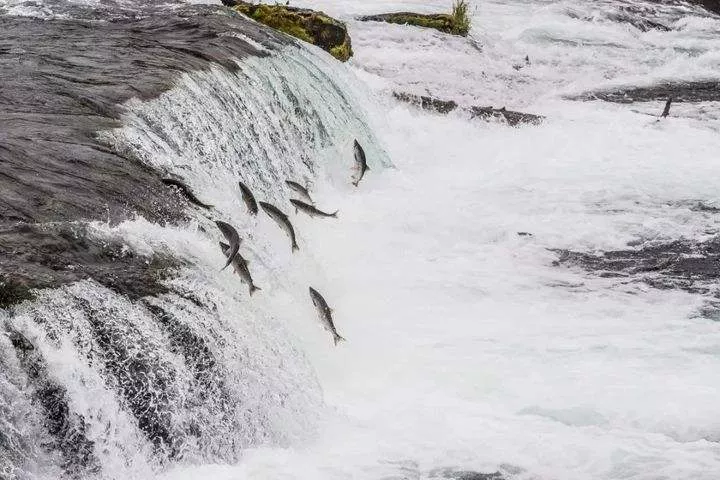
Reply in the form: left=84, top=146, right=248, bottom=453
left=292, top=243, right=299, bottom=252
left=331, top=211, right=339, bottom=218
left=249, top=285, right=261, bottom=295
left=366, top=165, right=370, bottom=171
left=333, top=334, right=346, bottom=346
left=221, top=250, right=238, bottom=271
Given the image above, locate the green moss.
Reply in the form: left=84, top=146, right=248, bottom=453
left=232, top=2, right=352, bottom=61
left=0, top=276, right=34, bottom=309
left=244, top=4, right=314, bottom=43
left=329, top=40, right=352, bottom=62
left=359, top=4, right=472, bottom=37
left=401, top=14, right=451, bottom=30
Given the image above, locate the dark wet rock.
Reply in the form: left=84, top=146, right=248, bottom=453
left=0, top=7, right=288, bottom=303
left=690, top=201, right=720, bottom=213
left=0, top=275, right=35, bottom=309
left=0, top=222, right=181, bottom=307
left=393, top=92, right=459, bottom=114
left=567, top=6, right=671, bottom=32
left=695, top=0, right=720, bottom=15
left=567, top=81, right=720, bottom=103
left=430, top=468, right=505, bottom=480
left=606, top=11, right=671, bottom=31
left=564, top=0, right=704, bottom=30
left=227, top=0, right=353, bottom=61
left=359, top=11, right=470, bottom=36
left=553, top=236, right=720, bottom=295
left=393, top=91, right=544, bottom=126
left=469, top=106, right=545, bottom=126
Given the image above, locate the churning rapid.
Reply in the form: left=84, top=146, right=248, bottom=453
left=1, top=0, right=720, bottom=478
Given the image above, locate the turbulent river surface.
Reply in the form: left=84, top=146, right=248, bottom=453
left=1, top=0, right=720, bottom=478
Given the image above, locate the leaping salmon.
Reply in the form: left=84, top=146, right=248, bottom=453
left=238, top=181, right=259, bottom=216
left=289, top=199, right=337, bottom=219
left=285, top=180, right=314, bottom=204
left=219, top=241, right=260, bottom=295
left=308, top=286, right=345, bottom=345
left=161, top=178, right=213, bottom=209
left=215, top=220, right=241, bottom=270
left=259, top=201, right=299, bottom=252
left=352, top=139, right=369, bottom=187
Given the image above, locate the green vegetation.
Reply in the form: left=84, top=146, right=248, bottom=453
left=232, top=2, right=353, bottom=61
left=450, top=0, right=471, bottom=36
left=358, top=1, right=472, bottom=37
left=241, top=4, right=314, bottom=42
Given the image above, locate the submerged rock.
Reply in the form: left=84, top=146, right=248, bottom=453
left=393, top=91, right=544, bottom=126
left=393, top=92, right=459, bottom=114
left=567, top=81, right=720, bottom=103
left=469, top=106, right=544, bottom=126
left=227, top=0, right=353, bottom=61
left=430, top=468, right=506, bottom=480
left=553, top=236, right=720, bottom=295
left=695, top=0, right=720, bottom=15
left=359, top=10, right=470, bottom=36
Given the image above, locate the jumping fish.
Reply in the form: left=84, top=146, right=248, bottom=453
left=219, top=241, right=260, bottom=295
left=238, top=181, right=259, bottom=216
left=352, top=139, right=369, bottom=187
left=285, top=180, right=314, bottom=204
left=215, top=220, right=241, bottom=270
left=661, top=97, right=672, bottom=118
left=259, top=201, right=299, bottom=252
left=308, top=286, right=345, bottom=345
left=161, top=178, right=213, bottom=209
left=289, top=199, right=338, bottom=219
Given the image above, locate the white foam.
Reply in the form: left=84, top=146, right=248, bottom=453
left=151, top=1, right=720, bottom=478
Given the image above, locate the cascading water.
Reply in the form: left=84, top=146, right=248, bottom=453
left=0, top=4, right=389, bottom=478
left=4, top=0, right=720, bottom=478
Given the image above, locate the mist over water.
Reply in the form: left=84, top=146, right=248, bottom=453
left=2, top=0, right=720, bottom=478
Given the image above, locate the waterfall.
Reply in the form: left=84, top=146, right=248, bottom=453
left=0, top=19, right=389, bottom=479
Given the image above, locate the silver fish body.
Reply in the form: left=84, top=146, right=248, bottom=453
left=219, top=241, right=260, bottom=295
left=289, top=199, right=337, bottom=219
left=309, top=286, right=345, bottom=345
left=285, top=180, right=314, bottom=204
left=161, top=178, right=213, bottom=209
left=215, top=220, right=241, bottom=270
left=238, top=181, right=259, bottom=216
left=259, top=201, right=299, bottom=252
left=352, top=139, right=369, bottom=186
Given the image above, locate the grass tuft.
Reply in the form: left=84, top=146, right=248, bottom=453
left=450, top=0, right=471, bottom=36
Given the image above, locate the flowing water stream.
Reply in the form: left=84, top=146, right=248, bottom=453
left=1, top=0, right=720, bottom=478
